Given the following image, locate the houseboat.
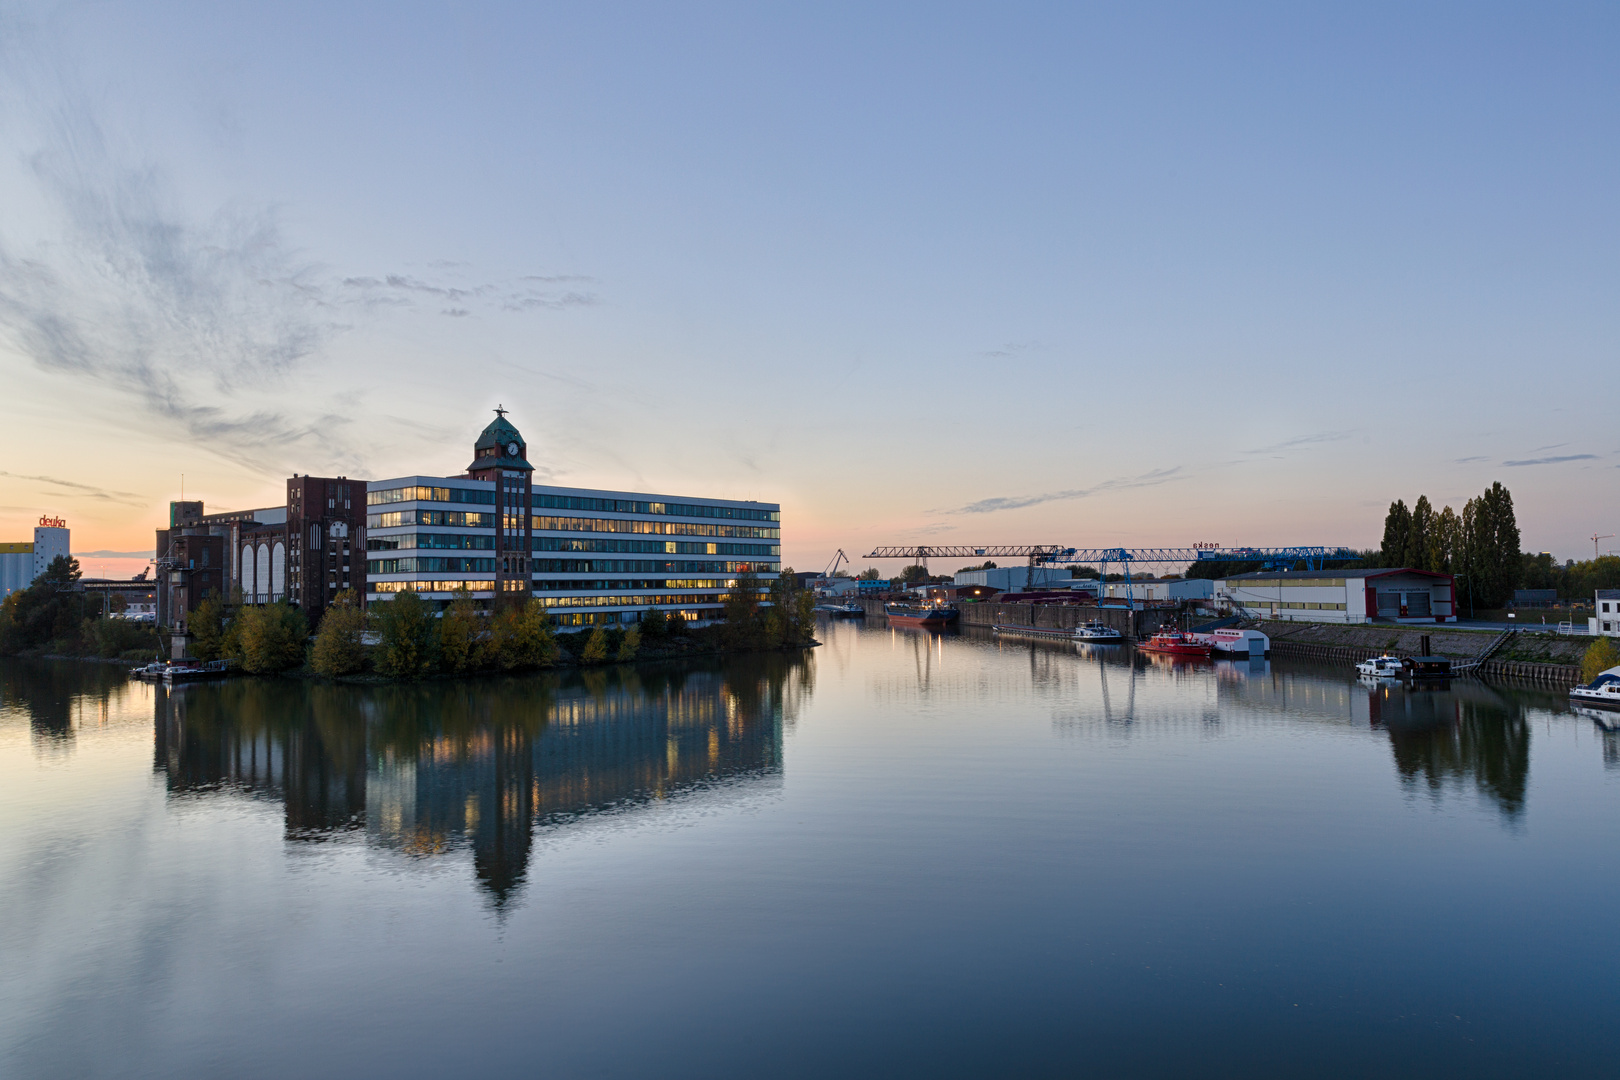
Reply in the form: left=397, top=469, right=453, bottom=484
left=1206, top=627, right=1270, bottom=657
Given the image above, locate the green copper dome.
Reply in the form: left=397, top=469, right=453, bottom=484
left=467, top=407, right=535, bottom=472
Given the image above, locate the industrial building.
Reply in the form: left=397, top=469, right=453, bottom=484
left=1213, top=568, right=1457, bottom=624
left=365, top=411, right=780, bottom=626
left=0, top=517, right=71, bottom=600
left=1100, top=578, right=1214, bottom=604
left=155, top=476, right=367, bottom=648
left=953, top=566, right=1077, bottom=592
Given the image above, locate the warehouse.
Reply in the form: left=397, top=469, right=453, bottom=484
left=1213, top=568, right=1457, bottom=624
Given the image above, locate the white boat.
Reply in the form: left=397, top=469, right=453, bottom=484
left=993, top=622, right=1123, bottom=643
left=1356, top=654, right=1405, bottom=678
left=1569, top=665, right=1620, bottom=711
left=1206, top=627, right=1269, bottom=657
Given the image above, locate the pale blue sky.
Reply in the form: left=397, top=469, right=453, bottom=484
left=0, top=1, right=1615, bottom=575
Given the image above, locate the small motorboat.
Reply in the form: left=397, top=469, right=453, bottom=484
left=1356, top=655, right=1405, bottom=678
left=1137, top=627, right=1212, bottom=657
left=1570, top=665, right=1620, bottom=711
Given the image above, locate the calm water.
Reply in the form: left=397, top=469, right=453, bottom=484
left=3, top=620, right=1618, bottom=1078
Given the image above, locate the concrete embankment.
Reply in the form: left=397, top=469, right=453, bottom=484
left=853, top=599, right=1586, bottom=686
left=1251, top=620, right=1582, bottom=686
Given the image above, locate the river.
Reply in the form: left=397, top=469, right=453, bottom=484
left=2, top=618, right=1617, bottom=1078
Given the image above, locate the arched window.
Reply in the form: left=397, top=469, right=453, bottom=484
left=271, top=543, right=286, bottom=601
left=242, top=544, right=255, bottom=599
left=255, top=546, right=271, bottom=604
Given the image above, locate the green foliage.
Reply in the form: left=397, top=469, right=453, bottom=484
left=87, top=616, right=158, bottom=659
left=723, top=570, right=762, bottom=647
left=504, top=600, right=559, bottom=670
left=189, top=596, right=228, bottom=660
left=617, top=626, right=640, bottom=662
left=236, top=602, right=309, bottom=674
left=899, top=564, right=931, bottom=585
left=857, top=568, right=882, bottom=580
left=311, top=590, right=368, bottom=677
left=375, top=590, right=438, bottom=679
left=1581, top=637, right=1620, bottom=683
left=1379, top=484, right=1520, bottom=611
left=640, top=607, right=670, bottom=643
left=437, top=588, right=481, bottom=673
left=0, top=555, right=91, bottom=655
left=580, top=627, right=609, bottom=663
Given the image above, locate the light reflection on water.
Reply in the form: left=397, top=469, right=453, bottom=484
left=2, top=620, right=1618, bottom=1079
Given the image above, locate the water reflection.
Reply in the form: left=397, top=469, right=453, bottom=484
left=152, top=655, right=811, bottom=905
left=0, top=660, right=139, bottom=752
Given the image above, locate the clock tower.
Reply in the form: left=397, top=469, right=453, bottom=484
left=466, top=406, right=534, bottom=602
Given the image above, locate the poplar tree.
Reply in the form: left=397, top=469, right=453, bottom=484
left=1380, top=500, right=1412, bottom=568
left=1406, top=496, right=1434, bottom=571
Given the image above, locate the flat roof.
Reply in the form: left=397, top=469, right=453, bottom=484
left=1221, top=568, right=1452, bottom=581
left=368, top=475, right=778, bottom=510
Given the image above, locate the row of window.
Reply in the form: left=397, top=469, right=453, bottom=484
left=535, top=538, right=779, bottom=557
left=372, top=580, right=495, bottom=594
left=1237, top=600, right=1349, bottom=611
left=533, top=579, right=731, bottom=591
left=544, top=592, right=767, bottom=608
left=367, top=486, right=778, bottom=522
left=367, top=510, right=497, bottom=529
left=367, top=533, right=779, bottom=558
left=533, top=495, right=778, bottom=522
left=529, top=516, right=779, bottom=539
left=367, top=558, right=497, bottom=574
left=368, top=486, right=497, bottom=506
left=1229, top=578, right=1348, bottom=589
left=532, top=559, right=775, bottom=574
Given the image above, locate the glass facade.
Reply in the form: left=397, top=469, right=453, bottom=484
left=365, top=477, right=781, bottom=620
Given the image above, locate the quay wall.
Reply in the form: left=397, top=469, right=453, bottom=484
left=853, top=600, right=1584, bottom=685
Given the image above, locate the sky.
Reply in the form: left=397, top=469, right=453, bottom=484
left=0, top=1, right=1616, bottom=580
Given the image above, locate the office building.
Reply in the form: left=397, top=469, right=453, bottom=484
left=366, top=410, right=781, bottom=625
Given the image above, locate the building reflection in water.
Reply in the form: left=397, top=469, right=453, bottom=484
left=0, top=659, right=134, bottom=752
left=152, top=655, right=811, bottom=906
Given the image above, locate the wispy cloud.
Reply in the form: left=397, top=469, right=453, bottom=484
left=1503, top=454, right=1597, bottom=467
left=1453, top=455, right=1489, bottom=464
left=0, top=470, right=144, bottom=504
left=73, top=549, right=153, bottom=558
left=339, top=271, right=598, bottom=315
left=943, top=467, right=1184, bottom=515
left=1242, top=431, right=1353, bottom=457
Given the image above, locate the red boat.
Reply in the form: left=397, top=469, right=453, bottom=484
left=1137, top=627, right=1212, bottom=657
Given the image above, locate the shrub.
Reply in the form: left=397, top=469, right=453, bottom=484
left=375, top=590, right=437, bottom=679
left=311, top=590, right=368, bottom=677
left=237, top=602, right=310, bottom=674
left=1582, top=637, right=1620, bottom=683
left=617, top=626, right=640, bottom=662
left=581, top=627, right=608, bottom=663
left=189, top=596, right=228, bottom=660
left=437, top=588, right=481, bottom=673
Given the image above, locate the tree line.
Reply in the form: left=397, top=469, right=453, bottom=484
left=0, top=556, right=160, bottom=659
left=1379, top=481, right=1521, bottom=610
left=184, top=567, right=818, bottom=680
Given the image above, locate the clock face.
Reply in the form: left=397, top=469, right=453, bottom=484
left=506, top=442, right=519, bottom=456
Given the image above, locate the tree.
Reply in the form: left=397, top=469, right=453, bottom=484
left=509, top=600, right=558, bottom=669
left=899, top=564, right=931, bottom=585
left=375, top=590, right=437, bottom=679
left=723, top=570, right=762, bottom=647
left=640, top=607, right=670, bottom=644
left=617, top=626, right=641, bottom=662
left=1406, top=495, right=1433, bottom=571
left=236, top=602, right=309, bottom=674
left=1429, top=505, right=1461, bottom=574
left=311, top=590, right=368, bottom=677
left=189, top=596, right=228, bottom=660
left=1581, top=637, right=1620, bottom=683
left=580, top=627, right=608, bottom=662
left=1380, top=500, right=1411, bottom=568
left=857, top=568, right=882, bottom=580
left=1460, top=482, right=1521, bottom=609
left=437, top=587, right=481, bottom=673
